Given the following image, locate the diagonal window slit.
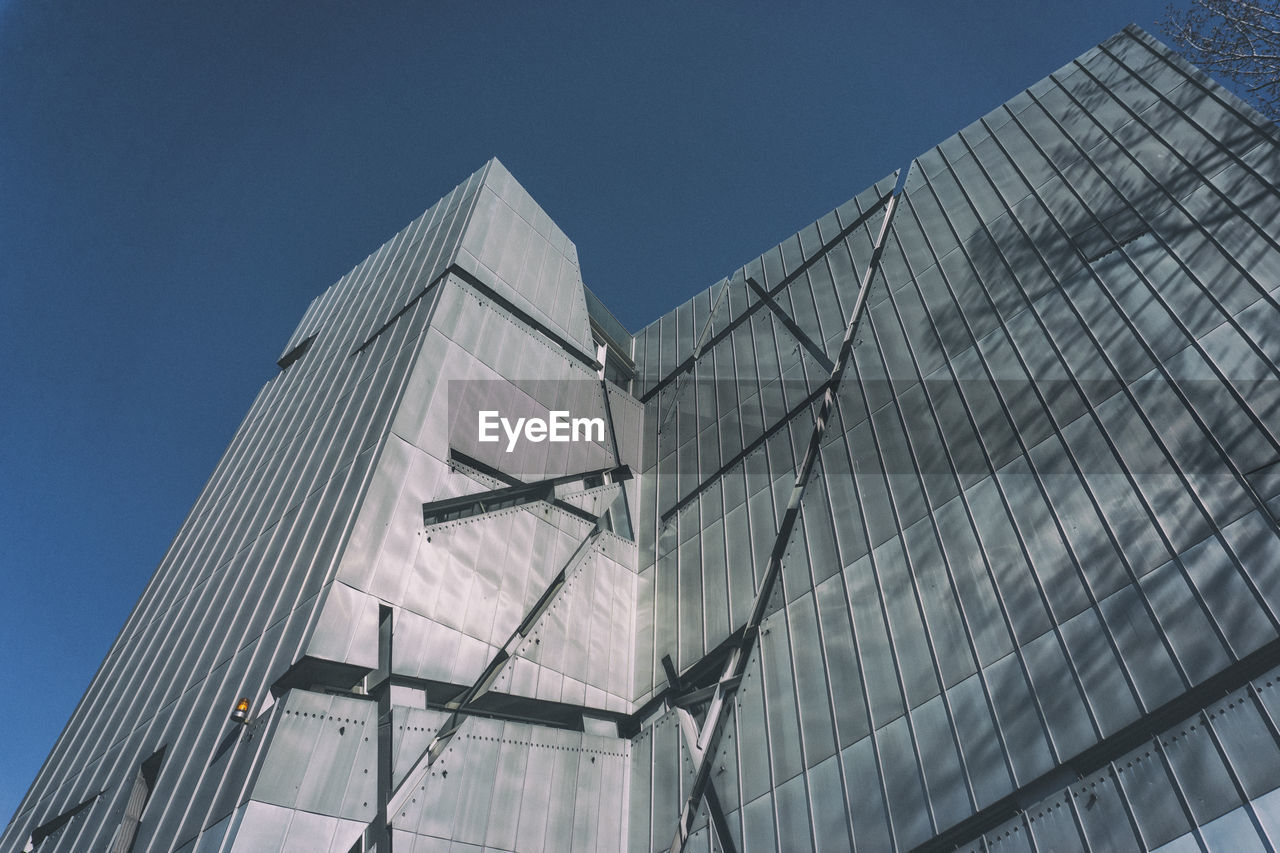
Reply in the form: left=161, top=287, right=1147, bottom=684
left=424, top=450, right=631, bottom=527
left=350, top=267, right=451, bottom=356
left=106, top=747, right=165, bottom=853
left=25, top=790, right=104, bottom=851
left=276, top=334, right=316, bottom=370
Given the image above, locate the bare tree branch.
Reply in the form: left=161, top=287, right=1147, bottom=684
left=1162, top=0, right=1280, bottom=119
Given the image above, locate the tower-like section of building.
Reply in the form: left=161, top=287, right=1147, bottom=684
left=5, top=158, right=642, bottom=853
left=7, top=24, right=1280, bottom=853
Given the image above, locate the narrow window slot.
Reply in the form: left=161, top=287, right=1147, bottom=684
left=25, top=792, right=102, bottom=851
left=105, top=747, right=164, bottom=853
left=276, top=333, right=317, bottom=370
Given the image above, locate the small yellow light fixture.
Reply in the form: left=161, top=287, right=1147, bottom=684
left=230, top=696, right=251, bottom=725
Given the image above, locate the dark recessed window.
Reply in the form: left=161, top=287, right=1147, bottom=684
left=276, top=334, right=317, bottom=371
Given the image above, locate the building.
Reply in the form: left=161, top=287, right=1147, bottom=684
left=7, top=23, right=1280, bottom=853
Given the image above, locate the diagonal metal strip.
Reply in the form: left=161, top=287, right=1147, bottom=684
left=351, top=266, right=452, bottom=355
left=744, top=275, right=836, bottom=373
left=382, top=523, right=604, bottom=828
left=641, top=190, right=892, bottom=403
left=429, top=450, right=629, bottom=527
left=663, top=655, right=739, bottom=853
left=660, top=377, right=828, bottom=526
left=597, top=376, right=637, bottom=538
left=666, top=189, right=900, bottom=853
left=672, top=706, right=738, bottom=853
left=657, top=276, right=732, bottom=434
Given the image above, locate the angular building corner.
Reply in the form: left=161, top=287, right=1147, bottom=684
left=8, top=23, right=1280, bottom=852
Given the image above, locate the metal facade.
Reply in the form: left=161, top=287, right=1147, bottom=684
left=6, top=24, right=1280, bottom=853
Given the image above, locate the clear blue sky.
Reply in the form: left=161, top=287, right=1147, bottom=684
left=1, top=0, right=1176, bottom=825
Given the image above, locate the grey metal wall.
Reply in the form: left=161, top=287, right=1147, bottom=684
left=959, top=662, right=1280, bottom=851
left=628, top=24, right=1280, bottom=853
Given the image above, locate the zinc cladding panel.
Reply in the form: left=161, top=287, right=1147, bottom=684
left=492, top=539, right=638, bottom=710
left=249, top=692, right=377, bottom=820
left=969, top=666, right=1280, bottom=852
left=901, top=11, right=1259, bottom=783
left=457, top=178, right=594, bottom=356
left=620, top=26, right=1280, bottom=853
left=391, top=720, right=629, bottom=852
